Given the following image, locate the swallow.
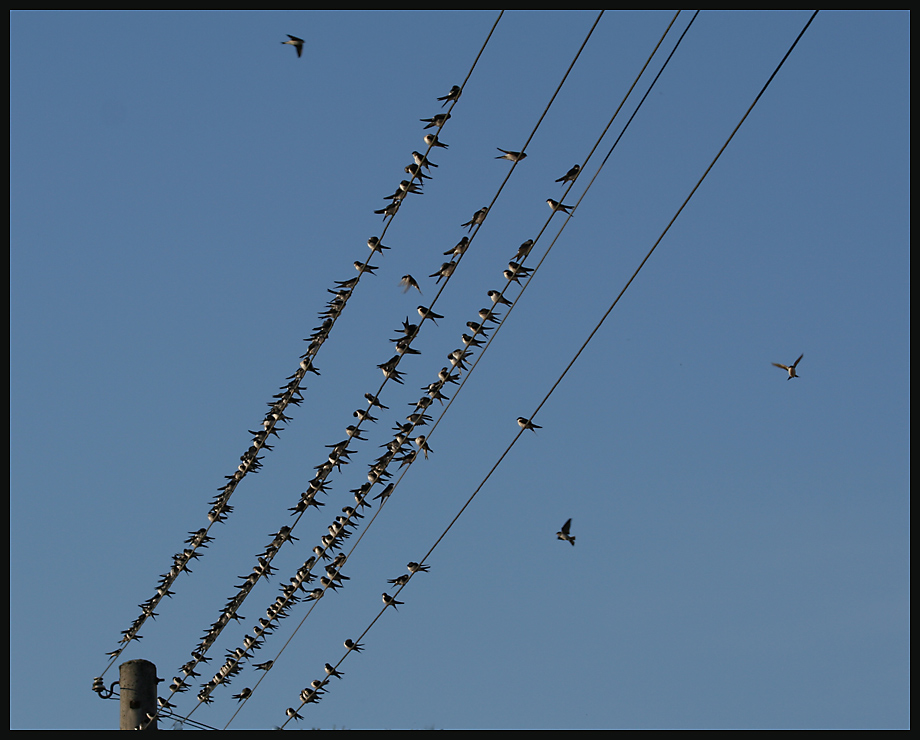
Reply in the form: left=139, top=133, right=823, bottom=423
left=382, top=592, right=404, bottom=610
left=282, top=35, right=304, bottom=57
left=517, top=417, right=542, bottom=432
left=374, top=202, right=400, bottom=219
left=407, top=562, right=430, bottom=573
left=424, top=133, right=449, bottom=149
left=254, top=660, right=274, bottom=671
left=414, top=435, right=433, bottom=459
left=367, top=236, right=390, bottom=254
left=373, top=483, right=395, bottom=501
left=365, top=393, right=389, bottom=410
left=462, top=207, right=488, bottom=231
left=286, top=707, right=304, bottom=721
left=344, top=639, right=365, bottom=653
left=556, top=164, right=581, bottom=184
left=388, top=573, right=410, bottom=586
left=354, top=261, right=378, bottom=274
left=354, top=408, right=378, bottom=423
left=437, top=85, right=461, bottom=106
left=513, top=239, right=535, bottom=262
left=400, top=274, right=422, bottom=294
left=547, top=199, right=574, bottom=214
left=444, top=237, right=470, bottom=256
left=232, top=688, right=252, bottom=702
left=429, top=262, right=456, bottom=283
left=417, top=305, right=443, bottom=325
left=488, top=289, right=513, bottom=306
left=404, top=163, right=433, bottom=181
left=557, top=518, right=576, bottom=546
left=421, top=113, right=450, bottom=129
left=773, top=354, right=804, bottom=379
left=496, top=148, right=527, bottom=162
left=412, top=151, right=438, bottom=169
left=324, top=663, right=344, bottom=680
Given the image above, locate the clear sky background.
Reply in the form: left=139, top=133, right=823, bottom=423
left=10, top=11, right=909, bottom=730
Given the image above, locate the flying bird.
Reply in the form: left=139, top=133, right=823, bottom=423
left=400, top=275, right=422, bottom=294
left=281, top=35, right=304, bottom=57
left=773, top=354, right=804, bottom=379
left=557, top=518, right=576, bottom=546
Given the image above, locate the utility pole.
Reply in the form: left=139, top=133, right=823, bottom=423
left=119, top=659, right=158, bottom=730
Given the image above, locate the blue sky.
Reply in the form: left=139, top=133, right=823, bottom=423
left=10, top=11, right=909, bottom=729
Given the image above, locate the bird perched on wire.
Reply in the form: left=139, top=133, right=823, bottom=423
left=556, top=164, right=581, bottom=184
left=517, top=417, right=542, bottom=432
left=281, top=35, right=304, bottom=57
left=437, top=85, right=461, bottom=107
left=496, top=148, right=527, bottom=162
left=382, top=592, right=404, bottom=610
left=557, top=518, right=576, bottom=546
left=772, top=354, right=804, bottom=380
left=421, top=113, right=450, bottom=129
left=424, top=133, right=449, bottom=149
left=462, top=207, right=488, bottom=232
left=547, top=199, right=574, bottom=214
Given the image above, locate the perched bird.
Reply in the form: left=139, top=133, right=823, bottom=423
left=400, top=274, right=422, bottom=294
left=556, top=164, right=581, bottom=184
left=557, top=518, right=576, bottom=546
left=365, top=392, right=389, bottom=410
left=547, top=199, right=574, bottom=214
left=281, top=35, right=304, bottom=57
left=417, top=305, right=443, bottom=325
left=344, top=639, right=365, bottom=653
left=517, top=417, right=542, bottom=432
left=437, top=85, right=462, bottom=107
left=232, top=688, right=252, bottom=702
left=286, top=707, right=303, bottom=721
left=254, top=660, right=274, bottom=672
left=374, top=202, right=400, bottom=219
left=388, top=574, right=410, bottom=586
left=773, top=354, right=804, bottom=380
left=367, top=236, right=390, bottom=253
left=354, top=261, right=378, bottom=275
left=429, top=262, right=456, bottom=283
left=424, top=133, right=449, bottom=149
left=407, top=562, right=430, bottom=573
left=496, top=148, right=527, bottom=162
left=512, top=239, right=535, bottom=262
left=420, top=113, right=450, bottom=129
left=324, top=663, right=344, bottom=680
left=382, top=592, right=404, bottom=610
left=444, top=237, right=470, bottom=256
left=412, top=151, right=438, bottom=170
left=414, top=435, right=433, bottom=459
left=385, top=180, right=423, bottom=202
left=462, top=207, right=488, bottom=232
left=488, top=289, right=513, bottom=307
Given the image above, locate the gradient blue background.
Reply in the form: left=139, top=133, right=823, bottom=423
left=10, top=11, right=909, bottom=729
